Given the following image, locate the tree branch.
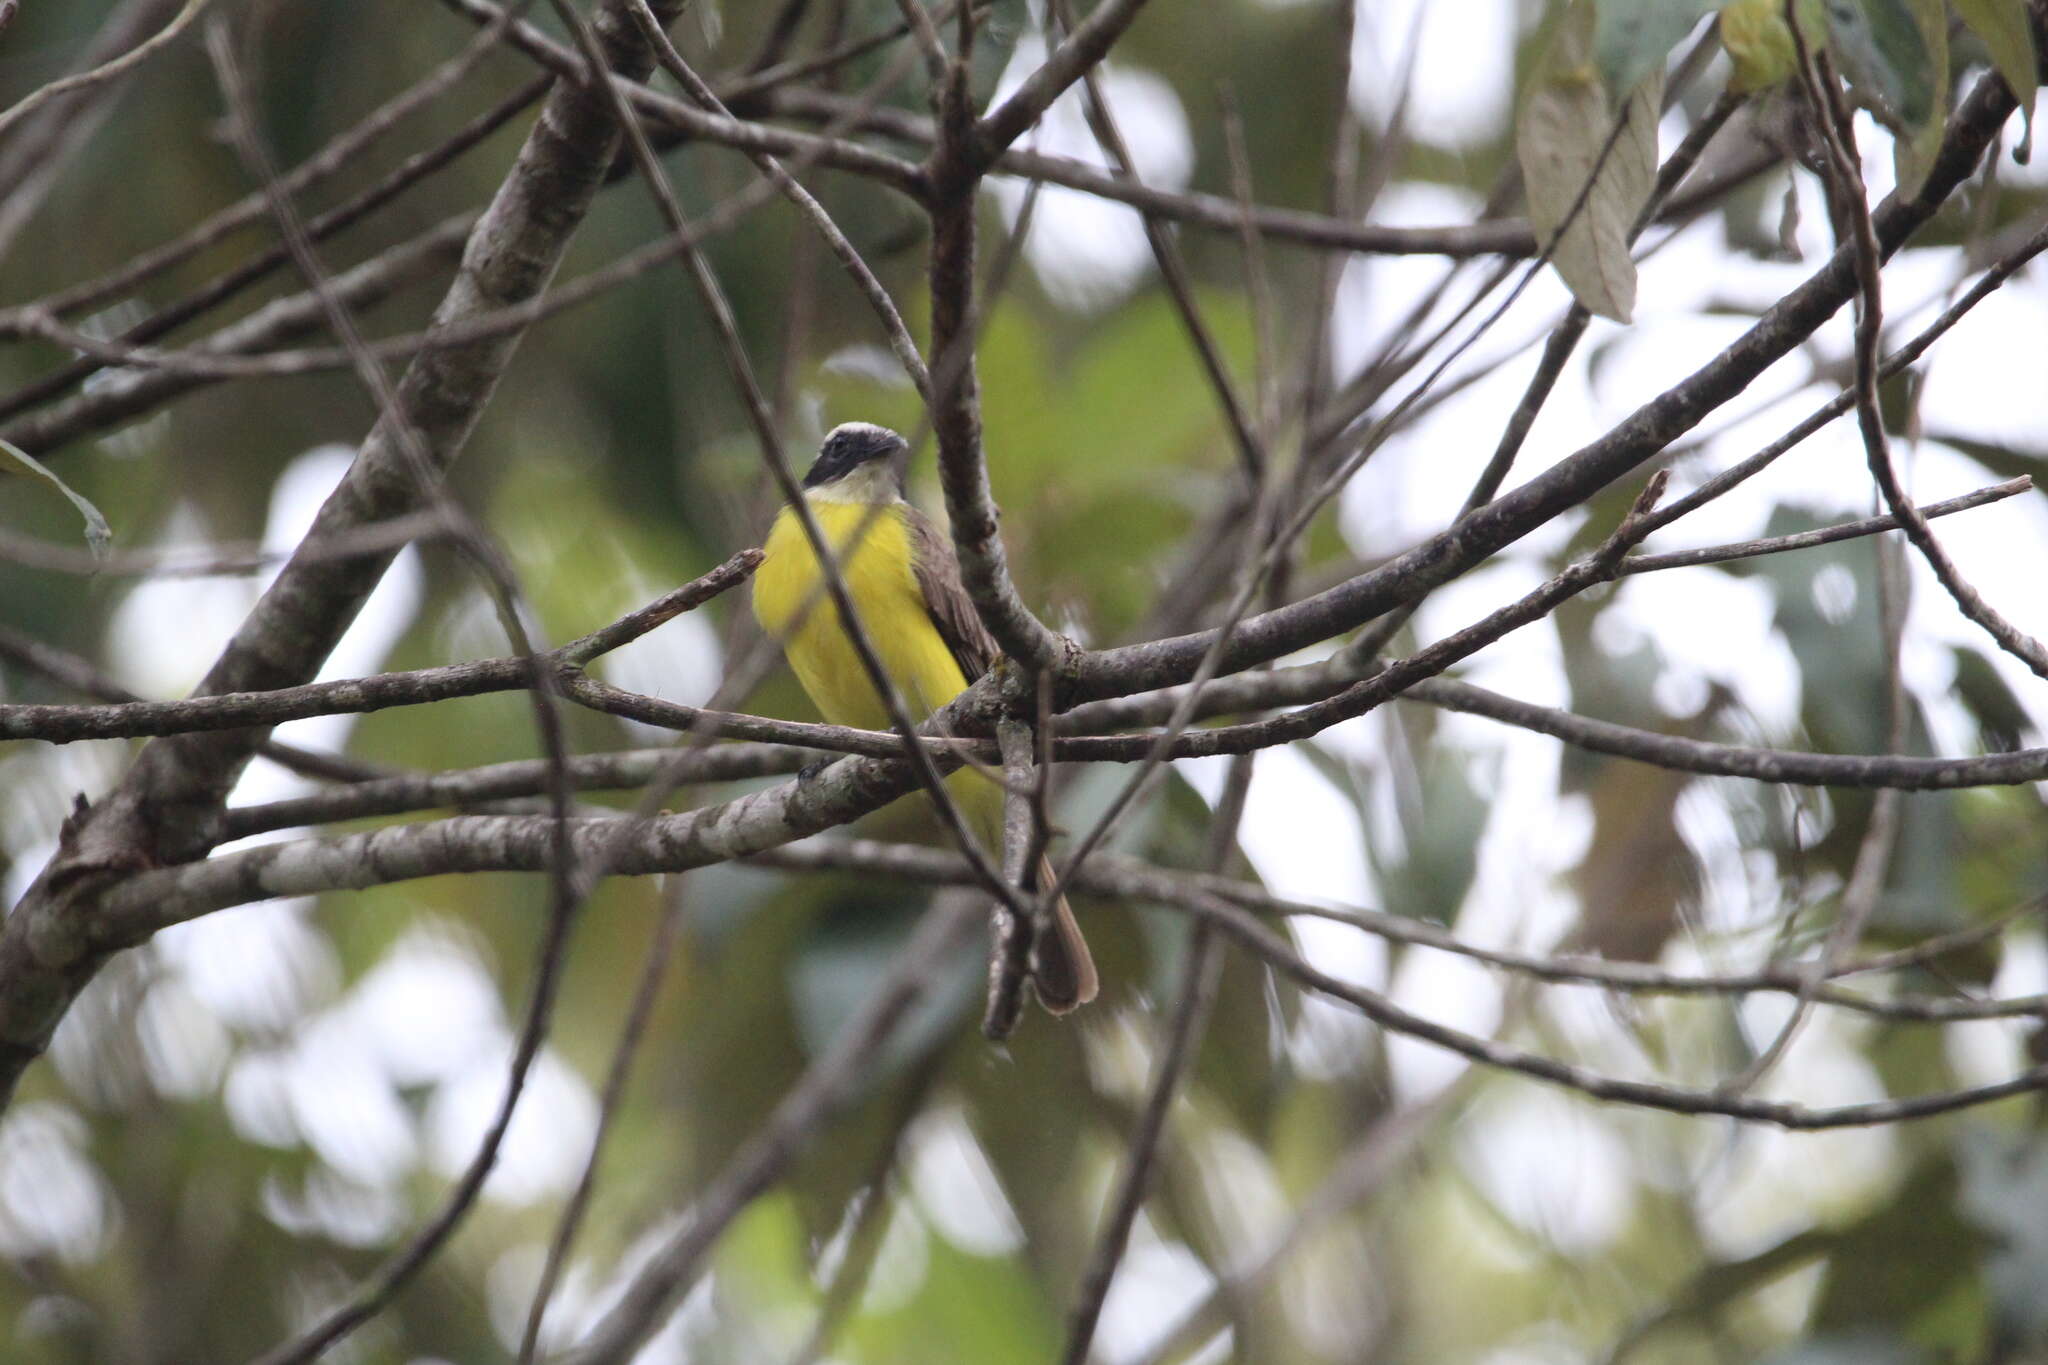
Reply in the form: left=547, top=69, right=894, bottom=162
left=0, top=0, right=693, bottom=1112
left=973, top=0, right=1153, bottom=162
left=1064, top=72, right=2020, bottom=702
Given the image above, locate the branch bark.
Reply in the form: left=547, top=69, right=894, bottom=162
left=0, top=0, right=691, bottom=1112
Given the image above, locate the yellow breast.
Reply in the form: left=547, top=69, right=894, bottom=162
left=752, top=498, right=974, bottom=732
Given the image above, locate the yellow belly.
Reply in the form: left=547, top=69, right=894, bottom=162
left=753, top=498, right=1000, bottom=840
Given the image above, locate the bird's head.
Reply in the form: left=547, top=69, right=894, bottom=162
left=801, top=422, right=910, bottom=501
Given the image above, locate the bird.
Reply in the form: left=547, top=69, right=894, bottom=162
left=750, top=421, right=1098, bottom=1015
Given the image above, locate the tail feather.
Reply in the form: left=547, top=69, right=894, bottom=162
left=1028, top=854, right=1098, bottom=1014
left=955, top=770, right=1098, bottom=1015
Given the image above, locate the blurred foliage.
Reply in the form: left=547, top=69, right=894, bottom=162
left=1, top=1, right=2048, bottom=1364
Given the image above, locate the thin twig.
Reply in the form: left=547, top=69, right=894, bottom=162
left=1060, top=754, right=1251, bottom=1364
left=1051, top=0, right=1263, bottom=482
left=782, top=1043, right=949, bottom=1365
left=984, top=718, right=1040, bottom=1037
left=0, top=510, right=455, bottom=578
left=621, top=0, right=930, bottom=397
left=753, top=841, right=2048, bottom=1122
left=517, top=883, right=686, bottom=1362
left=1065, top=70, right=2022, bottom=701
left=756, top=840, right=2048, bottom=1022
left=0, top=73, right=547, bottom=428
left=207, top=17, right=593, bottom=1360
left=1716, top=21, right=1918, bottom=1099
left=0, top=623, right=389, bottom=786
left=0, top=0, right=213, bottom=143
left=554, top=895, right=980, bottom=1365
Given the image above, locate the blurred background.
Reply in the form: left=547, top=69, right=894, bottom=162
left=3, top=0, right=2048, bottom=1361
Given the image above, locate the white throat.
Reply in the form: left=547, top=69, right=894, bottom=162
left=805, top=460, right=901, bottom=505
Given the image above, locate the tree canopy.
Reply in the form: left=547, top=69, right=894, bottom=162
left=2, top=1, right=2048, bottom=1362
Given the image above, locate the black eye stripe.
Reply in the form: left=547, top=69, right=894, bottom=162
left=803, top=425, right=906, bottom=486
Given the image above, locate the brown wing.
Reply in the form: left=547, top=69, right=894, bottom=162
left=904, top=503, right=998, bottom=683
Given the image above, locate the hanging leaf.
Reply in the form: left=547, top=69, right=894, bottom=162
left=1825, top=0, right=1938, bottom=129
left=1518, top=0, right=1662, bottom=322
left=1889, top=0, right=1949, bottom=193
left=1951, top=644, right=2034, bottom=752
left=1953, top=0, right=2038, bottom=158
left=0, top=436, right=112, bottom=565
left=1594, top=0, right=1713, bottom=98
left=1359, top=743, right=1490, bottom=928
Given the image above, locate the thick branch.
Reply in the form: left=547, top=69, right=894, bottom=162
left=216, top=744, right=810, bottom=840
left=90, top=828, right=2048, bottom=1124
left=0, top=0, right=690, bottom=1111
left=926, top=52, right=1068, bottom=671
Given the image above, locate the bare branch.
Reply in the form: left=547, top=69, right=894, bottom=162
left=983, top=718, right=1039, bottom=1038
left=216, top=744, right=810, bottom=841
left=518, top=885, right=686, bottom=1363
left=0, top=623, right=390, bottom=786
left=438, top=0, right=929, bottom=196
left=1052, top=0, right=1263, bottom=481
left=618, top=0, right=930, bottom=396
left=773, top=85, right=1550, bottom=257
left=926, top=43, right=1069, bottom=672
left=0, top=75, right=548, bottom=431
left=0, top=552, right=761, bottom=744
left=1812, top=34, right=2048, bottom=679
left=2, top=216, right=474, bottom=456
left=757, top=841, right=2048, bottom=1022
left=758, top=841, right=2048, bottom=1117
left=1060, top=750, right=1251, bottom=1365
left=1621, top=476, right=2032, bottom=574
left=1409, top=676, right=2048, bottom=792
left=0, top=0, right=213, bottom=142
left=0, top=0, right=188, bottom=256
left=1066, top=71, right=2021, bottom=702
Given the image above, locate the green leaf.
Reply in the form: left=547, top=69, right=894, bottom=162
left=1953, top=0, right=2038, bottom=153
left=1518, top=0, right=1662, bottom=322
left=1825, top=0, right=1938, bottom=129
left=1888, top=0, right=1948, bottom=193
left=1609, top=1229, right=1832, bottom=1359
left=0, top=436, right=112, bottom=565
left=1810, top=1154, right=1991, bottom=1348
left=1595, top=0, right=1712, bottom=98
left=1360, top=743, right=1490, bottom=927
left=1951, top=644, right=2033, bottom=752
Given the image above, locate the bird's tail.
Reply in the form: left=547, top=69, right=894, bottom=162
left=1029, top=856, right=1098, bottom=1014
left=952, top=766, right=1098, bottom=1014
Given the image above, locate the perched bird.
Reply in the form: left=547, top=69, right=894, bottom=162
left=751, top=422, right=1098, bottom=1014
